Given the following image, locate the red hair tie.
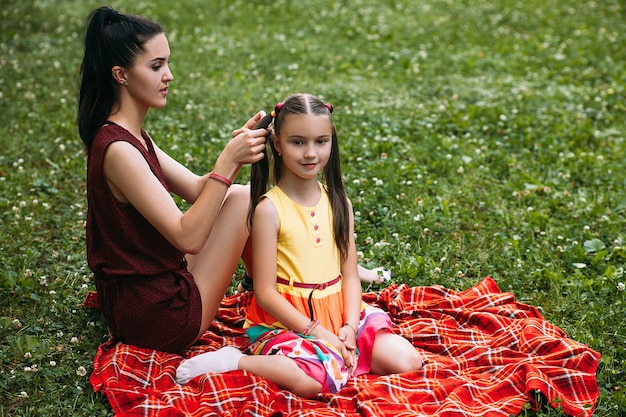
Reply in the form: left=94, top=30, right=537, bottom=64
left=271, top=102, right=284, bottom=118
left=325, top=103, right=333, bottom=113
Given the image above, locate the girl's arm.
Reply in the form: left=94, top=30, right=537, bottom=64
left=340, top=199, right=362, bottom=330
left=336, top=199, right=361, bottom=369
left=103, top=113, right=267, bottom=254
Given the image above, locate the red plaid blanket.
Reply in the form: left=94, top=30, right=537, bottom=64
left=91, top=278, right=600, bottom=416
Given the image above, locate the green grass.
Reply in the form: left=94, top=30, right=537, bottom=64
left=1, top=0, right=625, bottom=415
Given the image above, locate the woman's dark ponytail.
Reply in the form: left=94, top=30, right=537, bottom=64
left=77, top=7, right=162, bottom=151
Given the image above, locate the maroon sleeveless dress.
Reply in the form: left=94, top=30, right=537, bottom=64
left=86, top=123, right=201, bottom=352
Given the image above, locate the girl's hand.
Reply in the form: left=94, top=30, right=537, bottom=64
left=338, top=326, right=357, bottom=373
left=314, top=326, right=357, bottom=374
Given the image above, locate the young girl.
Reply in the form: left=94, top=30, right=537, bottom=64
left=78, top=6, right=269, bottom=353
left=176, top=93, right=422, bottom=396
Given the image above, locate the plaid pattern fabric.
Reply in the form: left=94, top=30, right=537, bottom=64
left=91, top=278, right=600, bottom=416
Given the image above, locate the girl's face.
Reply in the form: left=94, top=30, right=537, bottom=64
left=124, top=33, right=173, bottom=110
left=274, top=113, right=333, bottom=181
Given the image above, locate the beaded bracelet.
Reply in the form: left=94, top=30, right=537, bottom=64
left=208, top=172, right=232, bottom=187
left=302, top=319, right=320, bottom=336
left=342, top=322, right=357, bottom=335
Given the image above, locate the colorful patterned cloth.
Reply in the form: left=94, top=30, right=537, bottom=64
left=91, top=278, right=600, bottom=416
left=246, top=304, right=391, bottom=393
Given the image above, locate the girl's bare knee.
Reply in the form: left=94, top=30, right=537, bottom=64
left=402, top=350, right=423, bottom=372
left=290, top=375, right=323, bottom=397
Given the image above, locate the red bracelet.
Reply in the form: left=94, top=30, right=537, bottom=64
left=208, top=172, right=232, bottom=187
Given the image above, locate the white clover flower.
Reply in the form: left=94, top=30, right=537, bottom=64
left=457, top=166, right=464, bottom=174
left=50, top=361, right=57, bottom=366
left=12, top=319, right=22, bottom=328
left=356, top=251, right=364, bottom=260
left=405, top=243, right=411, bottom=250
left=433, top=267, right=441, bottom=273
left=24, top=352, right=32, bottom=359
left=392, top=233, right=399, bottom=239
left=70, top=337, right=79, bottom=344
left=618, top=282, right=625, bottom=292
left=56, top=331, right=64, bottom=337
left=18, top=391, right=28, bottom=399
left=24, top=366, right=32, bottom=372
left=583, top=225, right=590, bottom=231
left=76, top=366, right=87, bottom=377
left=456, top=271, right=465, bottom=278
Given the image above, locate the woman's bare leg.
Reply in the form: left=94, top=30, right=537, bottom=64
left=186, top=184, right=251, bottom=338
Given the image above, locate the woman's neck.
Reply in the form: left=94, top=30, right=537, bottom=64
left=108, top=101, right=149, bottom=144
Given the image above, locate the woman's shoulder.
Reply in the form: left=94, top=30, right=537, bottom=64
left=91, top=124, right=147, bottom=155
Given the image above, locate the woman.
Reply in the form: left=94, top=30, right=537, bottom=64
left=77, top=6, right=268, bottom=353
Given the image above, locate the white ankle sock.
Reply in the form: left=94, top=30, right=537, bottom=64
left=175, top=346, right=244, bottom=385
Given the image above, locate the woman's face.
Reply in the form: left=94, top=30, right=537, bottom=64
left=124, top=33, right=173, bottom=110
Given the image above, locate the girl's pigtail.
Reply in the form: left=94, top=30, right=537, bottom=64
left=323, top=123, right=350, bottom=262
left=247, top=113, right=275, bottom=230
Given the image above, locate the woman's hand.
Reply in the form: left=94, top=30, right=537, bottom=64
left=232, top=110, right=266, bottom=138
left=213, top=111, right=268, bottom=178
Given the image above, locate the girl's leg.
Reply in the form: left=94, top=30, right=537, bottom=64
left=186, top=185, right=251, bottom=339
left=239, top=354, right=322, bottom=397
left=176, top=349, right=322, bottom=397
left=369, top=331, right=423, bottom=375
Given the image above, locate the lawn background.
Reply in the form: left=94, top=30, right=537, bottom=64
left=1, top=0, right=624, bottom=415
